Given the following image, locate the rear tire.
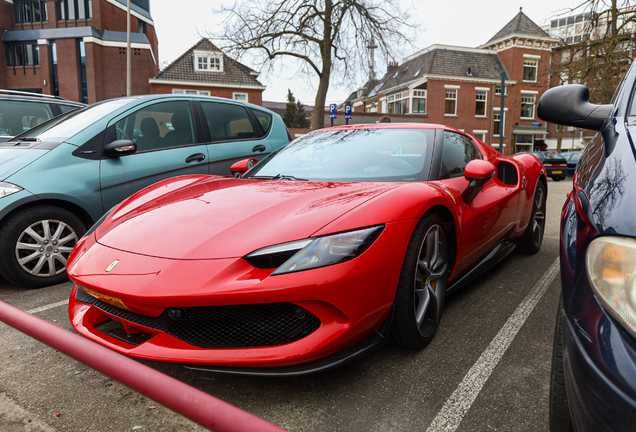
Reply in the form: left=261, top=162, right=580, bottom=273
left=0, top=206, right=86, bottom=288
left=520, top=181, right=546, bottom=254
left=389, top=213, right=449, bottom=349
left=549, top=294, right=574, bottom=432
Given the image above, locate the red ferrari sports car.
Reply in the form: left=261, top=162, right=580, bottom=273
left=67, top=123, right=547, bottom=375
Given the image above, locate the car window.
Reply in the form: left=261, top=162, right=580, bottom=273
left=58, top=104, right=81, bottom=113
left=253, top=109, right=273, bottom=134
left=113, top=100, right=196, bottom=151
left=200, top=102, right=256, bottom=142
left=440, top=131, right=482, bottom=179
left=0, top=100, right=53, bottom=136
left=571, top=153, right=580, bottom=161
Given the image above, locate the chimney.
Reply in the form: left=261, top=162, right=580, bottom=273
left=387, top=61, right=400, bottom=74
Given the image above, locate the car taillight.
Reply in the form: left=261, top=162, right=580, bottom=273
left=544, top=164, right=554, bottom=167
left=560, top=164, right=568, bottom=167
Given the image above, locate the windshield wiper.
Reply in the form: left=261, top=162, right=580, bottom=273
left=250, top=174, right=308, bottom=181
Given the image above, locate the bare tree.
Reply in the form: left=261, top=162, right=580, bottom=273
left=215, top=0, right=414, bottom=129
left=551, top=0, right=636, bottom=104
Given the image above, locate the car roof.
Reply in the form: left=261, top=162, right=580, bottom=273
left=319, top=122, right=444, bottom=132
left=0, top=89, right=85, bottom=106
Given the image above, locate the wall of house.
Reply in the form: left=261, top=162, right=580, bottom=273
left=2, top=0, right=158, bottom=101
left=149, top=83, right=264, bottom=106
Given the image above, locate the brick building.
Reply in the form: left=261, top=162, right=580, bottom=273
left=1, top=0, right=158, bottom=103
left=346, top=10, right=557, bottom=155
left=149, top=39, right=266, bottom=106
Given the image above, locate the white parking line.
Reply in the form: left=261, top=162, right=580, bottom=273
left=426, top=259, right=560, bottom=432
left=26, top=299, right=69, bottom=315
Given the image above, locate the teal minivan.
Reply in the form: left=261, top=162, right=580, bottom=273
left=0, top=94, right=291, bottom=288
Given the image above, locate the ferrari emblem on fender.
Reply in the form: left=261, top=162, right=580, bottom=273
left=105, top=260, right=120, bottom=272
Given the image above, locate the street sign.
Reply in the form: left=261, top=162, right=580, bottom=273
left=329, top=104, right=337, bottom=119
left=344, top=104, right=352, bottom=120
left=531, top=122, right=541, bottom=126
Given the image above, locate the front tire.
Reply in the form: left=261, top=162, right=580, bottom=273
left=0, top=206, right=86, bottom=288
left=549, top=294, right=574, bottom=432
left=390, top=213, right=449, bottom=349
left=520, top=181, right=546, bottom=254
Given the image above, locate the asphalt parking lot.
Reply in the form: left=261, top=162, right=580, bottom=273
left=0, top=179, right=571, bottom=432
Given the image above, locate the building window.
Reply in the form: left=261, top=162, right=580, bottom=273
left=194, top=51, right=223, bottom=73
left=138, top=20, right=146, bottom=34
left=473, top=131, right=487, bottom=142
left=523, top=59, right=538, bottom=82
left=494, top=109, right=504, bottom=136
left=233, top=92, right=248, bottom=102
left=445, top=88, right=457, bottom=116
left=521, top=93, right=536, bottom=119
left=172, top=89, right=210, bottom=96
left=14, top=0, right=47, bottom=23
left=412, top=90, right=426, bottom=113
left=57, top=0, right=93, bottom=20
left=5, top=42, right=39, bottom=66
left=78, top=40, right=87, bottom=104
left=475, top=90, right=487, bottom=117
left=495, top=85, right=507, bottom=96
left=51, top=42, right=58, bottom=96
left=387, top=92, right=408, bottom=114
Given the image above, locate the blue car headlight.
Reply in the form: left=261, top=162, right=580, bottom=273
left=586, top=236, right=636, bottom=338
left=244, top=225, right=384, bottom=275
left=0, top=182, right=23, bottom=199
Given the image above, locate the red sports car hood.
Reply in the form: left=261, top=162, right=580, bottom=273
left=97, top=177, right=399, bottom=259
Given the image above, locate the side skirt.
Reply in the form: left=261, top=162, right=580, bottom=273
left=446, top=240, right=517, bottom=295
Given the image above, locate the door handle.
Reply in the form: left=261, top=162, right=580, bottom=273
left=252, top=144, right=267, bottom=153
left=185, top=153, right=206, bottom=163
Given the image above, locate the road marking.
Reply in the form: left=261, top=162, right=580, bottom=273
left=26, top=299, right=69, bottom=315
left=426, top=258, right=560, bottom=432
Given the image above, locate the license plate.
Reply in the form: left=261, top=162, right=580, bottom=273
left=552, top=170, right=563, bottom=174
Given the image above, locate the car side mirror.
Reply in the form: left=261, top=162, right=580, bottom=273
left=462, top=160, right=495, bottom=204
left=537, top=84, right=612, bottom=131
left=230, top=158, right=258, bottom=176
left=104, top=140, right=136, bottom=157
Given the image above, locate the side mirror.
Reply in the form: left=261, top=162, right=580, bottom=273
left=230, top=158, right=258, bottom=176
left=537, top=84, right=612, bottom=131
left=462, top=160, right=495, bottom=204
left=104, top=140, right=136, bottom=157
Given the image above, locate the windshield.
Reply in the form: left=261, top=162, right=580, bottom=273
left=245, top=128, right=434, bottom=182
left=10, top=98, right=135, bottom=142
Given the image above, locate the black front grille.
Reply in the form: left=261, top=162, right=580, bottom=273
left=76, top=289, right=321, bottom=349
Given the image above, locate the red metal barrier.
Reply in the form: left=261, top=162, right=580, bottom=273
left=0, top=300, right=286, bottom=432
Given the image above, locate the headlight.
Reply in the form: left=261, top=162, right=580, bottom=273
left=245, top=225, right=384, bottom=275
left=83, top=208, right=112, bottom=238
left=586, top=236, right=636, bottom=337
left=0, top=182, right=23, bottom=198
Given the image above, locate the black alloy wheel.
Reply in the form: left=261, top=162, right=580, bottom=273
left=390, top=213, right=449, bottom=349
left=520, top=181, right=546, bottom=254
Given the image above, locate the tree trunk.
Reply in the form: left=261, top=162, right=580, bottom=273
left=313, top=0, right=332, bottom=130
left=556, top=124, right=563, bottom=153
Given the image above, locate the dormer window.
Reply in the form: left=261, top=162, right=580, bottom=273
left=194, top=50, right=223, bottom=73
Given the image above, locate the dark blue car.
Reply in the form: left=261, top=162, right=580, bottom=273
left=538, top=66, right=636, bottom=431
left=562, top=151, right=582, bottom=177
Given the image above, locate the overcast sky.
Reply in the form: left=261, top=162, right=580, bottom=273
left=150, top=0, right=584, bottom=105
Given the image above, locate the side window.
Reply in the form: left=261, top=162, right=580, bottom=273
left=58, top=104, right=81, bottom=114
left=112, top=100, right=195, bottom=152
left=253, top=109, right=273, bottom=134
left=0, top=100, right=53, bottom=136
left=200, top=102, right=256, bottom=142
left=440, top=131, right=482, bottom=179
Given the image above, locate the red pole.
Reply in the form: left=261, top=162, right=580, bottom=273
left=0, top=300, right=286, bottom=432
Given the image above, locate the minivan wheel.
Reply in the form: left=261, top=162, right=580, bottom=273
left=0, top=206, right=86, bottom=288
